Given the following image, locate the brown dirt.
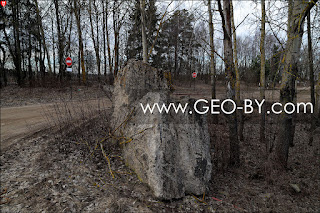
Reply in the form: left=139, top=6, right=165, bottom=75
left=0, top=85, right=108, bottom=107
left=1, top=99, right=111, bottom=151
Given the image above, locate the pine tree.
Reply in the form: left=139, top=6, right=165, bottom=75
left=126, top=0, right=159, bottom=63
left=159, top=9, right=197, bottom=75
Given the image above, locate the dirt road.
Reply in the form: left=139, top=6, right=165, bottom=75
left=1, top=99, right=111, bottom=151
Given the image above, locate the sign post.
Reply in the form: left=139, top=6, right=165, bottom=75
left=66, top=57, right=73, bottom=99
left=192, top=72, right=197, bottom=79
left=66, top=57, right=72, bottom=67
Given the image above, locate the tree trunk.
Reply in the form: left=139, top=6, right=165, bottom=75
left=140, top=0, right=148, bottom=63
left=113, top=0, right=119, bottom=77
left=54, top=0, right=64, bottom=82
left=106, top=0, right=113, bottom=84
left=0, top=45, right=7, bottom=87
left=307, top=12, right=315, bottom=145
left=35, top=0, right=52, bottom=75
left=102, top=0, right=107, bottom=79
left=267, top=0, right=318, bottom=170
left=208, top=0, right=216, bottom=100
left=13, top=0, right=22, bottom=86
left=208, top=0, right=217, bottom=124
left=218, top=0, right=239, bottom=166
left=316, top=73, right=320, bottom=120
left=78, top=44, right=81, bottom=84
left=94, top=0, right=100, bottom=81
left=73, top=0, right=86, bottom=84
left=260, top=0, right=266, bottom=147
left=230, top=0, right=244, bottom=141
left=27, top=32, right=33, bottom=87
left=39, top=31, right=45, bottom=86
left=89, top=0, right=101, bottom=82
left=52, top=19, right=56, bottom=75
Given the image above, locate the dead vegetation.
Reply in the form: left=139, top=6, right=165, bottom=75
left=1, top=84, right=319, bottom=212
left=0, top=84, right=107, bottom=107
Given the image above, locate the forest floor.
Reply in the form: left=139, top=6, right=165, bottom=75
left=1, top=83, right=319, bottom=212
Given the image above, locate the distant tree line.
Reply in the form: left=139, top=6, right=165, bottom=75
left=1, top=0, right=319, bottom=88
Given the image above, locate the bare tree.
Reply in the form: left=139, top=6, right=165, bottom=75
left=113, top=0, right=120, bottom=76
left=51, top=19, right=56, bottom=75
left=73, top=0, right=86, bottom=84
left=230, top=0, right=244, bottom=141
left=102, top=0, right=107, bottom=79
left=53, top=0, right=62, bottom=79
left=217, top=0, right=239, bottom=166
left=35, top=0, right=52, bottom=75
left=88, top=0, right=101, bottom=81
left=3, top=0, right=22, bottom=85
left=208, top=0, right=216, bottom=101
left=307, top=11, right=315, bottom=145
left=0, top=42, right=7, bottom=87
left=53, top=0, right=67, bottom=82
left=267, top=0, right=318, bottom=170
left=102, top=0, right=113, bottom=83
left=260, top=0, right=266, bottom=147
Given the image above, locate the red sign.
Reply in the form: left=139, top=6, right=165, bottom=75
left=192, top=72, right=197, bottom=78
left=1, top=1, right=6, bottom=7
left=65, top=57, right=72, bottom=67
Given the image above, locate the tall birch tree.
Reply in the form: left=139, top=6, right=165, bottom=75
left=217, top=0, right=239, bottom=166
left=260, top=0, right=266, bottom=146
left=267, top=0, right=318, bottom=170
left=208, top=0, right=216, bottom=101
left=230, top=0, right=244, bottom=141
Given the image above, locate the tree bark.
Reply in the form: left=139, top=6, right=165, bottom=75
left=307, top=12, right=315, bottom=145
left=53, top=0, right=65, bottom=82
left=113, top=0, right=120, bottom=77
left=89, top=0, right=101, bottom=81
left=73, top=0, right=86, bottom=84
left=208, top=0, right=216, bottom=100
left=52, top=19, right=56, bottom=75
left=316, top=73, right=320, bottom=120
left=102, top=0, right=107, bottom=79
left=268, top=0, right=318, bottom=170
left=0, top=45, right=7, bottom=87
left=105, top=0, right=113, bottom=83
left=230, top=0, right=244, bottom=141
left=27, top=29, right=33, bottom=87
left=218, top=0, right=239, bottom=166
left=260, top=0, right=266, bottom=147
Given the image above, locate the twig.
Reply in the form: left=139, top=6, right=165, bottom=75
left=100, top=143, right=115, bottom=178
left=111, top=109, right=134, bottom=135
left=192, top=192, right=207, bottom=205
